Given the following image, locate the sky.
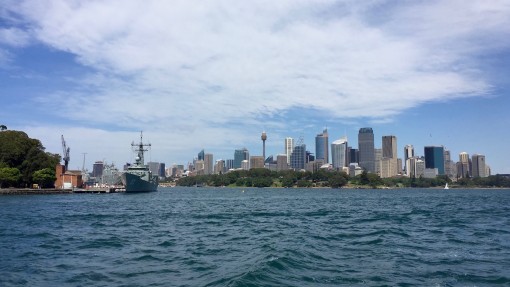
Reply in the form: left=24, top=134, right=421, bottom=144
left=1, top=0, right=509, bottom=174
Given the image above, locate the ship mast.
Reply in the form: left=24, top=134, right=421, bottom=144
left=132, top=131, right=151, bottom=166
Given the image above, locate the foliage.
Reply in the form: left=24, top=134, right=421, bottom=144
left=0, top=130, right=61, bottom=187
left=32, top=168, right=57, bottom=188
left=0, top=167, right=21, bottom=188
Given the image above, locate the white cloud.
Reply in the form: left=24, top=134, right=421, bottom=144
left=5, top=0, right=510, bottom=165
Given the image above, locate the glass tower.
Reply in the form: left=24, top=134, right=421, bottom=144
left=424, top=146, right=445, bottom=175
left=315, top=129, right=329, bottom=163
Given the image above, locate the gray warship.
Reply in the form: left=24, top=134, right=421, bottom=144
left=121, top=132, right=158, bottom=192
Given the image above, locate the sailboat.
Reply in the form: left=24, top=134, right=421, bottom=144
left=444, top=183, right=449, bottom=189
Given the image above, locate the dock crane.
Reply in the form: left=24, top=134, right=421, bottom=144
left=61, top=135, right=70, bottom=171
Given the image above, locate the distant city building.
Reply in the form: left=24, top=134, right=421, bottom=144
left=198, top=149, right=205, bottom=161
left=290, top=144, right=306, bottom=170
left=250, top=156, right=265, bottom=169
left=306, top=151, right=315, bottom=163
left=315, top=129, right=329, bottom=163
left=424, top=146, right=445, bottom=175
left=148, top=162, right=160, bottom=176
left=404, top=145, right=414, bottom=176
left=276, top=154, right=289, bottom=171
left=349, top=147, right=359, bottom=164
left=457, top=152, right=470, bottom=178
left=423, top=168, right=439, bottom=179
left=358, top=128, right=375, bottom=173
left=381, top=135, right=398, bottom=178
left=226, top=159, right=234, bottom=170
left=443, top=149, right=455, bottom=178
left=241, top=160, right=250, bottom=170
left=204, top=153, right=213, bottom=175
left=374, top=148, right=382, bottom=176
left=285, top=137, right=294, bottom=164
left=158, top=162, right=166, bottom=178
left=415, top=158, right=425, bottom=177
left=234, top=148, right=249, bottom=169
left=471, top=154, right=487, bottom=178
left=92, top=161, right=104, bottom=178
left=349, top=163, right=364, bottom=177
left=194, top=160, right=204, bottom=175
left=214, top=160, right=225, bottom=174
left=331, top=137, right=348, bottom=170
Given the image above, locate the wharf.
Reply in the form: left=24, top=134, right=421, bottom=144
left=0, top=187, right=125, bottom=195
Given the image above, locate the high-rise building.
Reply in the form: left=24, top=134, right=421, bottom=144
left=381, top=135, right=398, bottom=178
left=285, top=137, right=294, bottom=164
left=226, top=159, right=234, bottom=170
left=315, top=129, right=329, bottom=163
left=443, top=149, right=455, bottom=178
left=148, top=162, right=160, bottom=176
left=197, top=149, right=205, bottom=161
left=158, top=163, right=166, bottom=178
left=250, top=156, right=265, bottom=169
left=204, top=153, right=213, bottom=175
left=234, top=148, right=249, bottom=169
left=276, top=154, right=289, bottom=171
left=404, top=145, right=414, bottom=176
left=290, top=144, right=306, bottom=170
left=424, top=146, right=445, bottom=175
left=457, top=152, right=470, bottom=178
left=331, top=137, right=348, bottom=170
left=93, top=161, right=104, bottom=178
left=374, top=148, right=382, bottom=176
left=382, top=136, right=397, bottom=159
left=214, top=160, right=225, bottom=174
left=349, top=148, right=359, bottom=164
left=471, top=154, right=487, bottom=178
left=358, top=128, right=375, bottom=173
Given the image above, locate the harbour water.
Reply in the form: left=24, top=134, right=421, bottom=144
left=1, top=187, right=509, bottom=286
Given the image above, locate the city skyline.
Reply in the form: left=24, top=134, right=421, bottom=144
left=1, top=1, right=509, bottom=173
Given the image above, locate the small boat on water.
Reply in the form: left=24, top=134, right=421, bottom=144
left=444, top=183, right=449, bottom=189
left=121, top=132, right=158, bottom=193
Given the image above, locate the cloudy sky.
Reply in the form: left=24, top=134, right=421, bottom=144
left=1, top=0, right=509, bottom=173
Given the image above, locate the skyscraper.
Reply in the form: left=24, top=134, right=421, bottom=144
left=315, top=128, right=329, bottom=163
left=471, top=154, right=487, bottom=178
left=331, top=137, right=348, bottom=170
left=234, top=148, right=249, bottom=169
left=197, top=149, right=205, bottom=161
left=424, top=146, right=445, bottom=175
left=381, top=135, right=398, bottom=178
left=404, top=145, right=414, bottom=176
left=457, top=152, right=470, bottom=178
left=290, top=144, right=306, bottom=170
left=358, top=128, right=375, bottom=173
left=285, top=137, right=294, bottom=164
left=204, top=153, right=213, bottom=175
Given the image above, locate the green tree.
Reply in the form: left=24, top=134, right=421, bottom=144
left=0, top=167, right=21, bottom=188
left=32, top=168, right=56, bottom=188
left=328, top=174, right=347, bottom=188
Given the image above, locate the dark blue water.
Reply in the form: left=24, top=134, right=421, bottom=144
left=1, top=188, right=510, bottom=286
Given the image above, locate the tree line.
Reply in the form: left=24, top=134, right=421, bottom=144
left=174, top=168, right=510, bottom=189
left=0, top=129, right=60, bottom=188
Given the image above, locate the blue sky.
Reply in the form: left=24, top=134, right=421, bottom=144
left=1, top=0, right=509, bottom=174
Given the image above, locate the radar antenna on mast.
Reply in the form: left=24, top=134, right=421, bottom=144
left=61, top=135, right=70, bottom=171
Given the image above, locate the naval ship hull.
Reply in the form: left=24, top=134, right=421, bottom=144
left=121, top=172, right=158, bottom=193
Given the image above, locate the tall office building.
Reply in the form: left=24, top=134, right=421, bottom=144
left=404, top=145, right=414, bottom=176
left=290, top=144, right=306, bottom=170
left=285, top=137, right=294, bottom=164
left=424, top=146, right=445, bottom=175
left=331, top=137, right=348, bottom=170
left=358, top=128, right=375, bottom=173
left=374, top=148, right=382, bottom=176
left=443, top=149, right=455, bottom=178
left=349, top=148, right=359, bottom=164
left=204, top=153, right=213, bottom=175
left=226, top=159, right=234, bottom=170
left=214, top=160, right=225, bottom=174
left=471, top=154, right=487, bottom=178
left=197, top=149, right=205, bottom=161
left=276, top=154, right=289, bottom=171
left=315, top=129, right=329, bottom=163
left=234, top=148, right=249, bottom=169
left=93, top=161, right=104, bottom=178
left=381, top=135, right=398, bottom=178
left=250, top=156, right=265, bottom=169
left=457, top=152, right=470, bottom=178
